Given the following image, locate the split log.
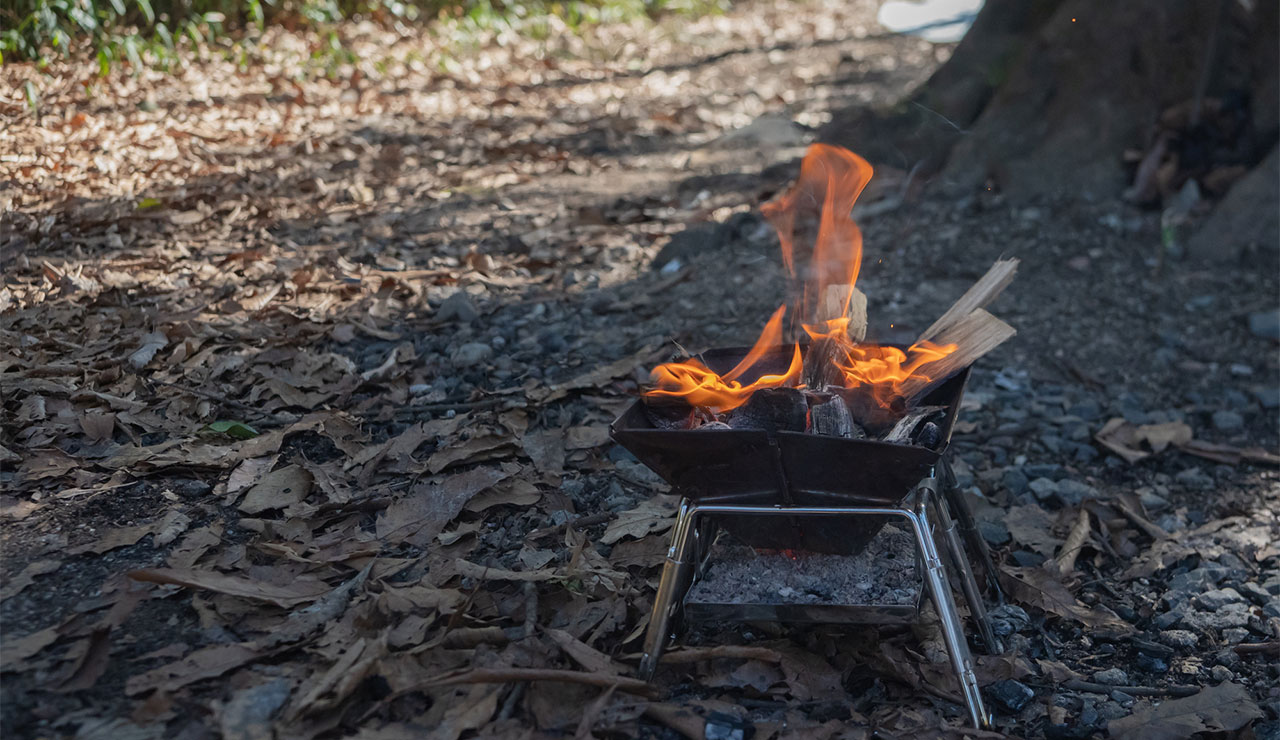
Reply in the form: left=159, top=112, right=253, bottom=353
left=725, top=387, right=808, bottom=433
left=917, top=259, right=1019, bottom=343
left=899, top=309, right=1016, bottom=402
left=808, top=393, right=865, bottom=438
left=801, top=285, right=867, bottom=390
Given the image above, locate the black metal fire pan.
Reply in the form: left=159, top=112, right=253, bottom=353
left=609, top=344, right=970, bottom=553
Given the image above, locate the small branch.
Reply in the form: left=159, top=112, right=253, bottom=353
left=1233, top=642, right=1278, bottom=656
left=420, top=668, right=657, bottom=697
left=1063, top=679, right=1199, bottom=697
left=526, top=512, right=615, bottom=542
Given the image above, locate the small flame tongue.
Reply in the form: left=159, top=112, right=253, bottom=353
left=646, top=144, right=956, bottom=412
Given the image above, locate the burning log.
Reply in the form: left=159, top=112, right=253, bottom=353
left=725, top=387, right=808, bottom=433
left=917, top=259, right=1019, bottom=343
left=808, top=392, right=865, bottom=439
left=900, top=309, right=1016, bottom=402
left=833, top=387, right=908, bottom=436
left=801, top=285, right=868, bottom=391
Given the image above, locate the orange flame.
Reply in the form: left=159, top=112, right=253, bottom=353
left=645, top=144, right=956, bottom=413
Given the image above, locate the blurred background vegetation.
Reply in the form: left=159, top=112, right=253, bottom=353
left=2, top=0, right=726, bottom=70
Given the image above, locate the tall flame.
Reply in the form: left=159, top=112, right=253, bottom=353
left=645, top=144, right=956, bottom=412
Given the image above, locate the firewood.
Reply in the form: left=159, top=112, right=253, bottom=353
left=808, top=393, right=864, bottom=438
left=881, top=405, right=945, bottom=445
left=801, top=285, right=867, bottom=390
left=899, top=309, right=1016, bottom=401
left=725, top=387, right=808, bottom=433
left=916, top=259, right=1018, bottom=343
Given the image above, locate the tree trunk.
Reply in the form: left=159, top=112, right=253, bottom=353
left=823, top=0, right=1278, bottom=203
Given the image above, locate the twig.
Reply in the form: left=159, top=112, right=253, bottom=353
left=419, top=668, right=657, bottom=697
left=654, top=646, right=784, bottom=664
left=1233, top=641, right=1278, bottom=656
left=393, top=397, right=519, bottom=416
left=526, top=512, right=615, bottom=541
left=1063, top=679, right=1199, bottom=697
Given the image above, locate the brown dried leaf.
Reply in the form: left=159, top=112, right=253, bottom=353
left=376, top=464, right=514, bottom=545
left=128, top=567, right=330, bottom=608
left=1108, top=683, right=1263, bottom=740
left=600, top=496, right=676, bottom=545
left=999, top=564, right=1133, bottom=632
left=237, top=464, right=312, bottom=515
left=0, top=558, right=61, bottom=602
left=1006, top=504, right=1063, bottom=556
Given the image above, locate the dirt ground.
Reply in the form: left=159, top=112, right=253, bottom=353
left=2, top=1, right=1278, bottom=737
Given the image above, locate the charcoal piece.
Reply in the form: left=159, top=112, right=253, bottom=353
left=726, top=387, right=807, bottom=433
left=882, top=406, right=945, bottom=445
left=833, top=387, right=909, bottom=435
left=914, top=421, right=942, bottom=449
left=642, top=398, right=696, bottom=430
left=808, top=392, right=865, bottom=438
left=988, top=679, right=1035, bottom=713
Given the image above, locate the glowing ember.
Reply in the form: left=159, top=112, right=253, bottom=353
left=646, top=144, right=956, bottom=412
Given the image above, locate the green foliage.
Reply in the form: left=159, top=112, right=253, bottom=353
left=2, top=0, right=728, bottom=69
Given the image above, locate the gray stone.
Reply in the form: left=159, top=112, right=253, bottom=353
left=1248, top=308, right=1280, bottom=341
left=1092, top=668, right=1128, bottom=685
left=1138, top=488, right=1171, bottom=513
left=1158, top=630, right=1199, bottom=649
left=1189, top=147, right=1279, bottom=263
left=451, top=342, right=493, bottom=368
left=1028, top=477, right=1057, bottom=501
left=1193, top=587, right=1247, bottom=610
left=1253, top=385, right=1280, bottom=409
left=1182, top=602, right=1252, bottom=630
left=1054, top=479, right=1095, bottom=506
left=1002, top=467, right=1030, bottom=496
left=1211, top=665, right=1235, bottom=683
left=1211, top=410, right=1244, bottom=431
left=1265, top=599, right=1280, bottom=619
left=1174, top=467, right=1214, bottom=490
left=1153, top=610, right=1182, bottom=630
left=988, top=604, right=1031, bottom=637
left=1169, top=567, right=1228, bottom=594
left=436, top=291, right=480, bottom=323
left=1222, top=628, right=1250, bottom=644
left=978, top=519, right=1011, bottom=547
left=1213, top=649, right=1241, bottom=667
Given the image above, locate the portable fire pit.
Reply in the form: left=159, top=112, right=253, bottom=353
left=611, top=143, right=1019, bottom=728
left=612, top=344, right=1005, bottom=728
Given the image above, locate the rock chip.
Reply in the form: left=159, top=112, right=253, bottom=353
left=1182, top=602, right=1252, bottom=630
left=1054, top=479, right=1095, bottom=506
left=1157, top=629, right=1199, bottom=648
left=1211, top=409, right=1244, bottom=431
left=451, top=342, right=493, bottom=368
left=1193, top=587, right=1246, bottom=610
left=1248, top=308, right=1280, bottom=341
left=1092, top=668, right=1128, bottom=685
left=436, top=291, right=480, bottom=323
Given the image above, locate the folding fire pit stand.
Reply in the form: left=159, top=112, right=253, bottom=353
left=635, top=472, right=1000, bottom=728
left=611, top=348, right=1006, bottom=729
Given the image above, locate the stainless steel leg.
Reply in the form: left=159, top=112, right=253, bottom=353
left=932, top=495, right=1004, bottom=655
left=907, top=493, right=991, bottom=729
left=639, top=499, right=698, bottom=680
left=940, top=458, right=1004, bottom=603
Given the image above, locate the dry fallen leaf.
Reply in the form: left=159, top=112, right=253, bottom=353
left=237, top=464, right=313, bottom=515
left=600, top=496, right=677, bottom=545
left=1108, top=683, right=1263, bottom=740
